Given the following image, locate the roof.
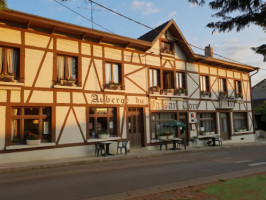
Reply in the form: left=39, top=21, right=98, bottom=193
left=0, top=10, right=259, bottom=72
left=252, top=79, right=266, bottom=89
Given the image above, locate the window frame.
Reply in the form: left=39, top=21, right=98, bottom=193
left=104, top=61, right=124, bottom=90
left=149, top=68, right=160, bottom=88
left=235, top=80, right=242, bottom=95
left=160, top=40, right=174, bottom=55
left=200, top=75, right=210, bottom=92
left=163, top=70, right=175, bottom=89
left=10, top=107, right=53, bottom=145
left=233, top=112, right=248, bottom=132
left=197, top=112, right=216, bottom=135
left=0, top=46, right=21, bottom=81
left=176, top=71, right=186, bottom=89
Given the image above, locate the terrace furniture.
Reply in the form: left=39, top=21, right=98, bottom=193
left=117, top=141, right=128, bottom=155
left=95, top=143, right=105, bottom=157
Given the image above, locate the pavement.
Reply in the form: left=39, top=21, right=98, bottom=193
left=1, top=138, right=266, bottom=174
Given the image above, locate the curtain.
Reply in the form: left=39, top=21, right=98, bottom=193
left=66, top=57, right=73, bottom=78
left=6, top=49, right=13, bottom=74
left=12, top=49, right=18, bottom=78
left=57, top=56, right=64, bottom=80
left=113, top=64, right=119, bottom=83
left=0, top=48, right=2, bottom=73
left=153, top=70, right=158, bottom=86
left=105, top=63, right=111, bottom=83
left=149, top=69, right=153, bottom=87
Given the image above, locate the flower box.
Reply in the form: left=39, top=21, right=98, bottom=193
left=158, top=136, right=167, bottom=140
left=150, top=86, right=160, bottom=93
left=60, top=79, right=75, bottom=86
left=201, top=91, right=212, bottom=97
left=98, top=134, right=110, bottom=139
left=106, top=84, right=121, bottom=90
left=26, top=139, right=41, bottom=145
left=0, top=75, right=14, bottom=82
left=167, top=135, right=174, bottom=139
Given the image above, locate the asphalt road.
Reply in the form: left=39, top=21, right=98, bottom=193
left=1, top=146, right=266, bottom=200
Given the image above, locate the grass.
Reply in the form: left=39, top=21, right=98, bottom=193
left=203, top=174, right=266, bottom=200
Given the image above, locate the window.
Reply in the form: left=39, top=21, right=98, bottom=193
left=163, top=71, right=174, bottom=89
left=197, top=113, right=216, bottom=135
left=149, top=68, right=160, bottom=88
left=57, top=55, right=78, bottom=84
left=0, top=47, right=20, bottom=81
left=176, top=72, right=186, bottom=89
left=219, top=78, right=227, bottom=92
left=151, top=112, right=176, bottom=139
left=200, top=75, right=210, bottom=92
left=11, top=107, right=52, bottom=144
left=161, top=41, right=173, bottom=54
left=88, top=107, right=117, bottom=138
left=234, top=113, right=247, bottom=132
left=235, top=80, right=242, bottom=94
left=105, top=63, right=121, bottom=84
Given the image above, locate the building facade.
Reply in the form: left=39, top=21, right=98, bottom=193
left=0, top=10, right=257, bottom=163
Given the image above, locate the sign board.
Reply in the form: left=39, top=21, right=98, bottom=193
left=189, top=112, right=197, bottom=123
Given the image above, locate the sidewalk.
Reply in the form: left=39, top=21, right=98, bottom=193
left=1, top=139, right=266, bottom=173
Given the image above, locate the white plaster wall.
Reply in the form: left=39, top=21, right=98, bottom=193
left=10, top=91, right=20, bottom=103
left=227, top=71, right=233, bottom=78
left=0, top=90, right=7, bottom=102
left=25, top=32, right=52, bottom=49
left=86, top=93, right=104, bottom=105
left=119, top=107, right=127, bottom=139
left=210, top=76, right=218, bottom=100
left=145, top=107, right=150, bottom=143
left=30, top=91, right=53, bottom=103
left=124, top=64, right=144, bottom=75
left=125, top=78, right=146, bottom=94
left=35, top=52, right=53, bottom=88
left=176, top=60, right=186, bottom=70
left=104, top=47, right=122, bottom=61
left=187, top=73, right=199, bottom=98
left=150, top=40, right=160, bottom=55
left=81, top=57, right=91, bottom=85
left=174, top=44, right=186, bottom=60
left=234, top=72, right=241, bottom=79
left=0, top=27, right=21, bottom=44
left=85, top=61, right=101, bottom=91
left=197, top=100, right=206, bottom=110
left=81, top=43, right=91, bottom=56
left=242, top=73, right=249, bottom=80
left=187, top=63, right=198, bottom=72
left=57, top=38, right=78, bottom=54
left=218, top=69, right=226, bottom=77
left=124, top=51, right=132, bottom=62
left=225, top=134, right=255, bottom=144
left=73, top=107, right=86, bottom=139
left=94, top=59, right=103, bottom=86
left=57, top=92, right=70, bottom=104
left=228, top=79, right=235, bottom=96
left=163, top=59, right=174, bottom=69
left=146, top=55, right=160, bottom=66
left=199, top=65, right=208, bottom=74
left=25, top=49, right=44, bottom=87
left=206, top=101, right=215, bottom=111
left=0, top=106, right=6, bottom=150
left=56, top=107, right=69, bottom=141
left=209, top=67, right=217, bottom=75
left=131, top=53, right=140, bottom=64
left=93, top=45, right=103, bottom=57
left=125, top=68, right=147, bottom=93
left=73, top=92, right=86, bottom=104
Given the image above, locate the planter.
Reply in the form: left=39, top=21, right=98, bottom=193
left=193, top=138, right=199, bottom=143
left=0, top=75, right=14, bottom=82
left=26, top=139, right=41, bottom=145
left=98, top=134, right=109, bottom=139
left=60, top=79, right=75, bottom=86
left=158, top=136, right=167, bottom=140
left=167, top=135, right=174, bottom=139
left=105, top=84, right=121, bottom=90
left=150, top=87, right=160, bottom=93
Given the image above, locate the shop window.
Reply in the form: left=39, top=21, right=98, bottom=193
left=234, top=113, right=247, bottom=132
left=57, top=55, right=78, bottom=86
left=104, top=62, right=122, bottom=90
left=88, top=107, right=117, bottom=138
left=197, top=113, right=216, bottom=135
left=0, top=47, right=20, bottom=82
left=11, top=107, right=52, bottom=144
left=151, top=112, right=176, bottom=139
left=161, top=41, right=173, bottom=54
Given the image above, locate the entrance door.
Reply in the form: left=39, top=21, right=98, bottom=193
left=128, top=108, right=144, bottom=147
left=220, top=113, right=231, bottom=140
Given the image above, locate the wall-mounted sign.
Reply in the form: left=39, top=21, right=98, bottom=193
left=89, top=94, right=148, bottom=105
left=189, top=112, right=197, bottom=123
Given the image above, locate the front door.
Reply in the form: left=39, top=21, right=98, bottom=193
left=128, top=107, right=144, bottom=147
left=220, top=113, right=231, bottom=140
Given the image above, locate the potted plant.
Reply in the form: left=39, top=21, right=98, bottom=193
left=158, top=132, right=167, bottom=140
left=220, top=91, right=228, bottom=98
left=201, top=90, right=212, bottom=97
left=235, top=93, right=243, bottom=99
left=0, top=72, right=15, bottom=82
left=192, top=136, right=199, bottom=143
left=105, top=81, right=121, bottom=90
left=59, top=76, right=76, bottom=86
left=167, top=132, right=174, bottom=139
left=98, top=130, right=109, bottom=139
left=150, top=86, right=160, bottom=94
left=165, top=88, right=174, bottom=94
left=26, top=133, right=41, bottom=145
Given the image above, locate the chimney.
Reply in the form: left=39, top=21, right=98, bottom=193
left=205, top=44, right=213, bottom=57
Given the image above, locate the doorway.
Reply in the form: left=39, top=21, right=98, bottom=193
left=128, top=107, right=144, bottom=147
left=220, top=112, right=231, bottom=140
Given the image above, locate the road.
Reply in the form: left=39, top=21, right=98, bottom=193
left=1, top=146, right=266, bottom=200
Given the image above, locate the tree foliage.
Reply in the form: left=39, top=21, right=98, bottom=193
left=255, top=101, right=266, bottom=122
left=189, top=0, right=266, bottom=61
left=0, top=0, right=7, bottom=10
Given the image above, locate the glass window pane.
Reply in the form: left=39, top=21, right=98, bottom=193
left=57, top=56, right=65, bottom=80
left=97, top=117, right=107, bottom=133
left=70, top=57, right=77, bottom=80
left=25, top=108, right=39, bottom=115
left=42, top=118, right=51, bottom=142
left=12, top=108, right=20, bottom=116
left=153, top=70, right=158, bottom=86
left=24, top=119, right=39, bottom=135
left=105, top=63, right=112, bottom=83
left=149, top=69, right=153, bottom=87
left=113, top=64, right=119, bottom=83
left=89, top=108, right=95, bottom=114
left=43, top=107, right=51, bottom=116
left=89, top=117, right=95, bottom=137
left=11, top=119, right=20, bottom=143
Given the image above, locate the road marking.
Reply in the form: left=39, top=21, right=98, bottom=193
left=249, top=162, right=266, bottom=167
left=234, top=160, right=252, bottom=164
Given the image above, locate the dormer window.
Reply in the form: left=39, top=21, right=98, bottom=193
left=161, top=41, right=173, bottom=54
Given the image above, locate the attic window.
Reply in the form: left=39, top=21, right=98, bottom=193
left=161, top=41, right=173, bottom=54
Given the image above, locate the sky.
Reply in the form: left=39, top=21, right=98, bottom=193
left=7, top=0, right=266, bottom=86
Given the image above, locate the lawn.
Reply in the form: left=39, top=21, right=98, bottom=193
left=203, top=174, right=266, bottom=200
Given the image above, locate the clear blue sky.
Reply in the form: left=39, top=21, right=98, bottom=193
left=7, top=0, right=266, bottom=85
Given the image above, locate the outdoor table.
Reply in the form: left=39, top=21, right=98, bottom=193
left=99, top=141, right=114, bottom=156
left=172, top=138, right=182, bottom=150
left=199, top=135, right=221, bottom=146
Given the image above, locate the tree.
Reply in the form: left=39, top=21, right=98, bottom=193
left=189, top=0, right=266, bottom=61
left=0, top=0, right=7, bottom=10
left=254, top=101, right=266, bottom=122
